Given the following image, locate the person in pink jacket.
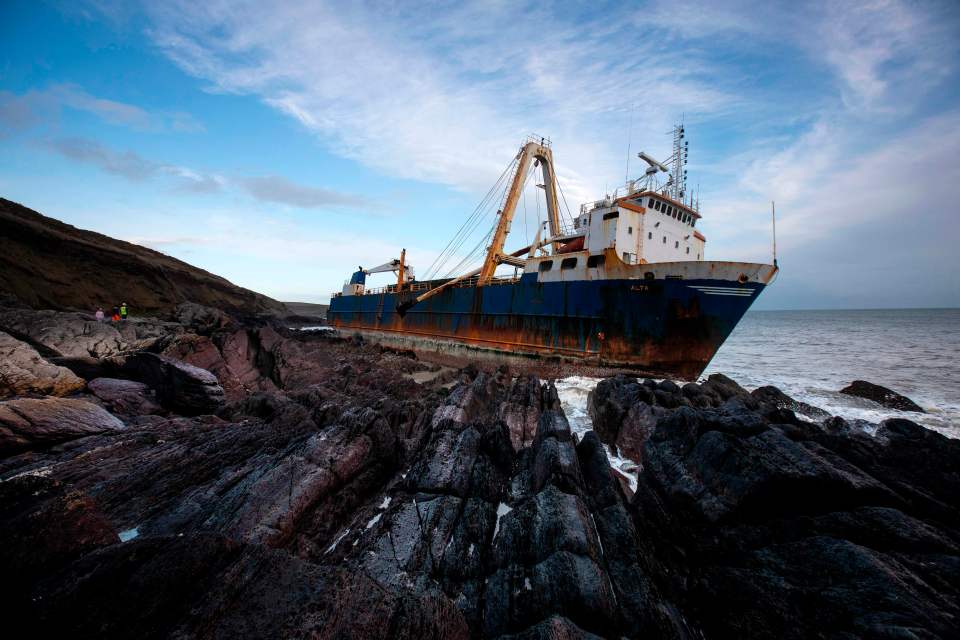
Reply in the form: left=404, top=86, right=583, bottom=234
left=95, top=307, right=105, bottom=322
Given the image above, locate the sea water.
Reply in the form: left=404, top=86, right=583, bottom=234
left=556, top=308, right=960, bottom=440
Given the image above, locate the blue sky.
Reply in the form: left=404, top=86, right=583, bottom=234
left=2, top=0, right=958, bottom=309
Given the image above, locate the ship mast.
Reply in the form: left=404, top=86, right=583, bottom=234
left=666, top=123, right=689, bottom=204
left=478, top=138, right=560, bottom=284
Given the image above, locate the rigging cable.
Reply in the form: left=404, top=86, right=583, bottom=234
left=422, top=155, right=518, bottom=281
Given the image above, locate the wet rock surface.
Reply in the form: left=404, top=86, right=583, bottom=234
left=0, top=303, right=957, bottom=639
left=840, top=379, right=925, bottom=412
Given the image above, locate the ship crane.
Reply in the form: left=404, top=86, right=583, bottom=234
left=345, top=249, right=414, bottom=296
left=396, top=138, right=564, bottom=315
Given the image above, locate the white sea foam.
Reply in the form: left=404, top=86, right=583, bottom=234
left=555, top=310, right=959, bottom=441
left=492, top=503, right=512, bottom=540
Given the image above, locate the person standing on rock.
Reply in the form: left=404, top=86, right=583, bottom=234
left=120, top=302, right=128, bottom=321
left=112, top=305, right=120, bottom=323
left=95, top=307, right=104, bottom=322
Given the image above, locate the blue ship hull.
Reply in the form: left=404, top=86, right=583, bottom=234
left=328, top=272, right=765, bottom=379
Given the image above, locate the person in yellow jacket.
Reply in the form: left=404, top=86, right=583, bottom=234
left=120, top=302, right=128, bottom=321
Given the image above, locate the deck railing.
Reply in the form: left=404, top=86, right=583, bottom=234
left=332, top=273, right=522, bottom=299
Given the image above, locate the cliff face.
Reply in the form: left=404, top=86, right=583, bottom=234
left=0, top=198, right=287, bottom=316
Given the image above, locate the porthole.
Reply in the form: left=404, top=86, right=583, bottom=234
left=539, top=260, right=553, bottom=272
left=561, top=257, right=578, bottom=270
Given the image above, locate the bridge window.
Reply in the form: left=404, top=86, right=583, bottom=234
left=587, top=254, right=605, bottom=268
left=539, top=260, right=553, bottom=272
left=675, top=240, right=679, bottom=248
left=561, top=257, right=578, bottom=270
left=686, top=246, right=690, bottom=254
left=628, top=226, right=633, bottom=234
left=662, top=236, right=667, bottom=243
left=648, top=231, right=652, bottom=239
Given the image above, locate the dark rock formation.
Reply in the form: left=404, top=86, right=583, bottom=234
left=0, top=397, right=125, bottom=454
left=630, top=399, right=959, bottom=639
left=0, top=307, right=127, bottom=357
left=1, top=290, right=956, bottom=639
left=840, top=379, right=925, bottom=412
left=0, top=330, right=85, bottom=397
left=0, top=198, right=288, bottom=315
left=113, top=352, right=225, bottom=415
left=751, top=384, right=831, bottom=419
left=173, top=301, right=235, bottom=335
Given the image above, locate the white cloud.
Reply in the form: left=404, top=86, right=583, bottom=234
left=46, top=135, right=373, bottom=208
left=47, top=136, right=224, bottom=191
left=816, top=0, right=956, bottom=112
left=701, top=110, right=960, bottom=269
left=143, top=0, right=739, bottom=208
left=0, top=83, right=205, bottom=133
left=239, top=175, right=370, bottom=209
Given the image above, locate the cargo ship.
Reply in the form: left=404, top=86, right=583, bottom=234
left=328, top=127, right=778, bottom=379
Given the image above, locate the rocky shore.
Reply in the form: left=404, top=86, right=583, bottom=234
left=1, top=301, right=957, bottom=639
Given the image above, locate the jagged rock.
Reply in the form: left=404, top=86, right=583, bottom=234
left=840, top=380, right=925, bottom=412
left=498, top=375, right=546, bottom=451
left=163, top=331, right=276, bottom=401
left=2, top=349, right=957, bottom=640
left=587, top=375, right=668, bottom=462
left=173, top=301, right=234, bottom=334
left=586, top=374, right=642, bottom=444
left=0, top=397, right=125, bottom=454
left=87, top=378, right=163, bottom=416
left=0, top=331, right=85, bottom=397
left=632, top=397, right=960, bottom=639
left=751, top=385, right=830, bottom=419
left=700, top=372, right=751, bottom=403
left=113, top=352, right=224, bottom=415
left=0, top=308, right=125, bottom=357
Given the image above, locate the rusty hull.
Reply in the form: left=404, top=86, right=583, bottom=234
left=328, top=260, right=776, bottom=380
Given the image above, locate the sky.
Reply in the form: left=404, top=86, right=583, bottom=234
left=1, top=0, right=958, bottom=309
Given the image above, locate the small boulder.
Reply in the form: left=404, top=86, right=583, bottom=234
left=0, top=331, right=85, bottom=398
left=751, top=385, right=830, bottom=420
left=840, top=380, right=924, bottom=413
left=88, top=378, right=163, bottom=416
left=0, top=397, right=125, bottom=454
